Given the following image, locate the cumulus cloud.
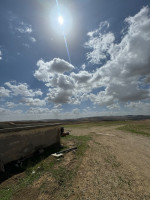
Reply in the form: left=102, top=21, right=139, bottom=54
left=46, top=74, right=75, bottom=90
left=20, top=97, right=46, bottom=107
left=26, top=107, right=63, bottom=119
left=5, top=102, right=17, bottom=108
left=0, top=107, right=22, bottom=115
left=71, top=71, right=92, bottom=84
left=4, top=81, right=43, bottom=97
left=34, top=58, right=75, bottom=82
left=45, top=70, right=93, bottom=104
left=85, top=21, right=115, bottom=64
left=89, top=90, right=114, bottom=106
left=125, top=101, right=150, bottom=110
left=46, top=88, right=73, bottom=104
left=85, top=6, right=150, bottom=105
left=0, top=87, right=10, bottom=97
left=125, top=101, right=150, bottom=115
left=107, top=103, right=120, bottom=110
left=0, top=107, right=24, bottom=121
left=34, top=58, right=77, bottom=104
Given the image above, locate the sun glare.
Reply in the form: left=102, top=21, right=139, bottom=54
left=50, top=6, right=72, bottom=35
left=58, top=16, right=64, bottom=25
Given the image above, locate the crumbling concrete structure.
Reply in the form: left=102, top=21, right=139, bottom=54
left=0, top=125, right=60, bottom=172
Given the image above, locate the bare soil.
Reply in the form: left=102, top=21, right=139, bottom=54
left=67, top=123, right=150, bottom=200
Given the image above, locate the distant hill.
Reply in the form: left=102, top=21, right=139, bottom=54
left=0, top=115, right=150, bottom=129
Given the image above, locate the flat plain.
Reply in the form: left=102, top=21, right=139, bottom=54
left=0, top=119, right=150, bottom=200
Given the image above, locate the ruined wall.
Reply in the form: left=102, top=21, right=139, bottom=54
left=0, top=126, right=60, bottom=170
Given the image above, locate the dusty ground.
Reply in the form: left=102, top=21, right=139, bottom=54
left=0, top=121, right=150, bottom=200
left=67, top=123, right=150, bottom=200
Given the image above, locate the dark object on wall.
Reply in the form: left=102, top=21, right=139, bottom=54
left=60, top=127, right=70, bottom=137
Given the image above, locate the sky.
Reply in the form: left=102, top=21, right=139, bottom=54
left=0, top=0, right=150, bottom=121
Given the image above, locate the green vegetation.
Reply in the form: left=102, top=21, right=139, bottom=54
left=0, top=188, right=13, bottom=200
left=0, top=135, right=91, bottom=200
left=118, top=124, right=150, bottom=136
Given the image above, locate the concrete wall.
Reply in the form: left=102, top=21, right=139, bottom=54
left=0, top=126, right=60, bottom=171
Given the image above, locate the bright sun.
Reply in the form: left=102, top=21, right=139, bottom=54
left=58, top=16, right=64, bottom=25
left=50, top=6, right=72, bottom=35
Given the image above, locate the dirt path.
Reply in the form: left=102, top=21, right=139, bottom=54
left=68, top=125, right=150, bottom=200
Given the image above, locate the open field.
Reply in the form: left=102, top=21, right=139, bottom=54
left=0, top=119, right=150, bottom=199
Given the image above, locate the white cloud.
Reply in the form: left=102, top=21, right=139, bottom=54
left=30, top=37, right=36, bottom=42
left=46, top=74, right=75, bottom=90
left=85, top=21, right=115, bottom=64
left=85, top=6, right=150, bottom=105
left=106, top=82, right=149, bottom=102
left=81, top=64, right=86, bottom=70
left=34, top=58, right=75, bottom=82
left=46, top=88, right=73, bottom=104
left=9, top=15, right=35, bottom=49
left=34, top=58, right=76, bottom=104
left=16, top=22, right=32, bottom=33
left=53, top=104, right=62, bottom=109
left=71, top=71, right=92, bottom=84
left=0, top=87, right=10, bottom=97
left=0, top=107, right=22, bottom=115
left=107, top=103, right=120, bottom=110
left=5, top=102, right=17, bottom=108
left=72, top=108, right=80, bottom=115
left=26, top=107, right=50, bottom=114
left=20, top=97, right=46, bottom=107
left=45, top=70, right=93, bottom=104
left=26, top=107, right=63, bottom=119
left=125, top=101, right=150, bottom=115
left=89, top=91, right=114, bottom=106
left=4, top=81, right=43, bottom=97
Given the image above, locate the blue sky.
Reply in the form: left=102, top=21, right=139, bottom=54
left=0, top=0, right=150, bottom=121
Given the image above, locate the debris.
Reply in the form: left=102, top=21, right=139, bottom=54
left=56, top=147, right=77, bottom=154
left=51, top=153, right=63, bottom=158
left=52, top=147, right=77, bottom=158
left=32, top=170, right=36, bottom=174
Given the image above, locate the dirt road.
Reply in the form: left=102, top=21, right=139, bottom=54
left=68, top=125, right=150, bottom=200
